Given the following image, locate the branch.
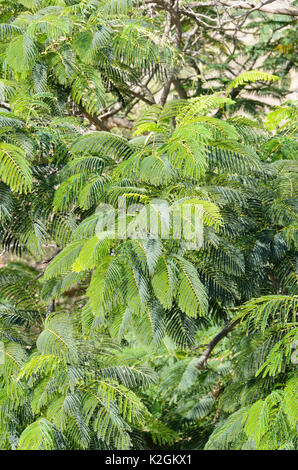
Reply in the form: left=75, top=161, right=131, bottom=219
left=146, top=0, right=183, bottom=106
left=227, top=1, right=298, bottom=17
left=105, top=116, right=134, bottom=130
left=0, top=102, right=11, bottom=111
left=146, top=0, right=183, bottom=46
left=159, top=74, right=175, bottom=105
left=79, top=105, right=109, bottom=131
left=188, top=1, right=298, bottom=17
left=46, top=299, right=55, bottom=318
left=80, top=104, right=135, bottom=131
left=195, top=317, right=241, bottom=369
left=172, top=77, right=188, bottom=98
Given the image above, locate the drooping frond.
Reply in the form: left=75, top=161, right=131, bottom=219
left=227, top=70, right=279, bottom=93
left=6, top=34, right=38, bottom=74
left=0, top=143, right=32, bottom=193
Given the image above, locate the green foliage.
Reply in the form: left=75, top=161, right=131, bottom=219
left=226, top=70, right=279, bottom=94
left=0, top=0, right=297, bottom=451
left=0, top=143, right=32, bottom=193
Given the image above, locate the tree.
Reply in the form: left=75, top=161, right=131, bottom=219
left=0, top=0, right=297, bottom=451
left=1, top=1, right=296, bottom=127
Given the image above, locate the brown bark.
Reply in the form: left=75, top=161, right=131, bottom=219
left=195, top=318, right=241, bottom=369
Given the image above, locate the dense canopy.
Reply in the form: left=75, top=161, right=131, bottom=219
left=0, top=0, right=297, bottom=451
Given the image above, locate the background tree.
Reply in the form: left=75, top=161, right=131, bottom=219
left=0, top=0, right=297, bottom=450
